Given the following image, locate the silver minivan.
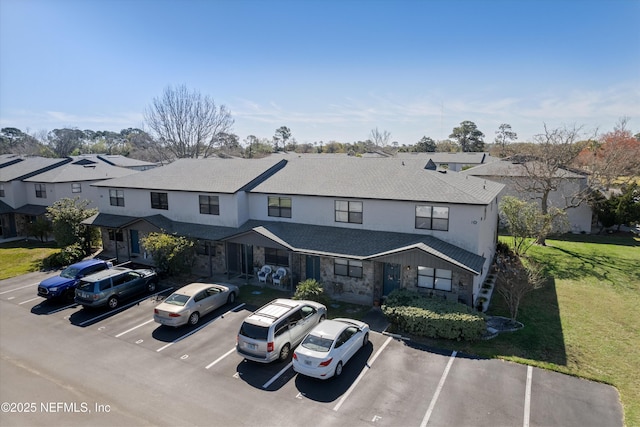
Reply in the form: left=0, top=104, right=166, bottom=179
left=75, top=267, right=158, bottom=309
left=236, top=299, right=326, bottom=363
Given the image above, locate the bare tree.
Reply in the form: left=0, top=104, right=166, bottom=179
left=494, top=123, right=518, bottom=157
left=47, top=128, right=85, bottom=157
left=369, top=127, right=391, bottom=147
left=515, top=124, right=588, bottom=245
left=495, top=248, right=544, bottom=322
left=144, top=85, right=234, bottom=159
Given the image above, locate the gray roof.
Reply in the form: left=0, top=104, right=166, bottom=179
left=0, top=157, right=71, bottom=181
left=251, top=157, right=504, bottom=205
left=234, top=220, right=485, bottom=274
left=461, top=159, right=586, bottom=179
left=95, top=155, right=157, bottom=168
left=92, top=157, right=286, bottom=193
left=24, top=156, right=139, bottom=183
left=395, top=152, right=498, bottom=164
left=82, top=214, right=485, bottom=274
left=13, top=204, right=48, bottom=215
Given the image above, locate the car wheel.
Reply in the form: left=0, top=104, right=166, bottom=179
left=334, top=361, right=343, bottom=377
left=64, top=289, right=75, bottom=303
left=227, top=292, right=235, bottom=304
left=362, top=332, right=369, bottom=347
left=188, top=312, right=200, bottom=326
left=279, top=343, right=291, bottom=361
left=147, top=281, right=156, bottom=292
left=107, top=296, right=119, bottom=310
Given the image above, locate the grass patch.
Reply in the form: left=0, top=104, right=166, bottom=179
left=0, top=240, right=59, bottom=280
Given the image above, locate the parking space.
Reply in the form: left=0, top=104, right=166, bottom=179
left=0, top=274, right=624, bottom=427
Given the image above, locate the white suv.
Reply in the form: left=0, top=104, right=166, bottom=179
left=236, top=299, right=326, bottom=363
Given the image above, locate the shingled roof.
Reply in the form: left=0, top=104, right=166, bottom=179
left=250, top=156, right=504, bottom=205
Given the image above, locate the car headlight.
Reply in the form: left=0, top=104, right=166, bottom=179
left=49, top=287, right=58, bottom=292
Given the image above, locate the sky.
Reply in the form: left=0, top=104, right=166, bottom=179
left=1, top=0, right=639, bottom=146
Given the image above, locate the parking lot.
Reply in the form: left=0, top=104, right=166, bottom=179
left=0, top=271, right=623, bottom=426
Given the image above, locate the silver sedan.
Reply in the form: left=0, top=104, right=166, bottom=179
left=154, top=282, right=239, bottom=327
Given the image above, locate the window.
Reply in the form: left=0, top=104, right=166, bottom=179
left=71, top=183, right=82, bottom=193
left=268, top=196, right=291, bottom=218
left=335, top=200, right=362, bottom=224
left=108, top=230, right=124, bottom=241
left=35, top=183, right=46, bottom=198
left=199, top=195, right=219, bottom=215
left=196, top=242, right=214, bottom=256
left=334, top=259, right=363, bottom=278
left=109, top=189, right=124, bottom=207
left=415, top=205, right=449, bottom=231
left=0, top=184, right=4, bottom=197
left=265, top=248, right=288, bottom=266
left=151, top=192, right=168, bottom=210
left=417, top=267, right=452, bottom=291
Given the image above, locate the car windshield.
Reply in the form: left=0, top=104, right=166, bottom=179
left=60, top=266, right=81, bottom=279
left=301, top=334, right=333, bottom=352
left=164, top=294, right=189, bottom=306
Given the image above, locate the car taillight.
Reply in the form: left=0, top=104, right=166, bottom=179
left=169, top=313, right=181, bottom=317
left=154, top=309, right=158, bottom=314
left=267, top=342, right=274, bottom=352
left=319, top=358, right=333, bottom=367
left=292, top=353, right=298, bottom=360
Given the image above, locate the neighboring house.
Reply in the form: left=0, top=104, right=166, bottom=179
left=395, top=152, right=498, bottom=172
left=461, top=159, right=592, bottom=233
left=84, top=156, right=504, bottom=308
left=0, top=155, right=139, bottom=239
left=94, top=154, right=158, bottom=171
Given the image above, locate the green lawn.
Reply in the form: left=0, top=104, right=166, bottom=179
left=0, top=240, right=59, bottom=280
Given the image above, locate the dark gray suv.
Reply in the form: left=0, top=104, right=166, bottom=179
left=74, top=267, right=158, bottom=309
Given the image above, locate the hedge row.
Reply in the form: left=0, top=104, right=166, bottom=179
left=382, top=290, right=487, bottom=341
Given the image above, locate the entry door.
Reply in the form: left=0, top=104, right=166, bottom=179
left=241, top=244, right=253, bottom=277
left=130, top=230, right=140, bottom=254
left=383, top=263, right=401, bottom=296
left=305, top=256, right=321, bottom=282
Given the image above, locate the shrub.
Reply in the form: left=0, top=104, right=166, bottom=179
left=42, top=243, right=84, bottom=269
left=141, top=232, right=195, bottom=276
left=382, top=289, right=487, bottom=341
left=293, top=279, right=331, bottom=306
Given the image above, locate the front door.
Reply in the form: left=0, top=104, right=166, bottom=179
left=383, top=263, right=401, bottom=296
left=305, top=256, right=321, bottom=282
left=130, top=230, right=140, bottom=254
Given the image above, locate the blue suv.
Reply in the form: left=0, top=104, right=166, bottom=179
left=38, top=259, right=113, bottom=301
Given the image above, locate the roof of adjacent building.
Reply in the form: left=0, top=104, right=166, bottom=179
left=251, top=156, right=504, bottom=205
left=0, top=157, right=72, bottom=181
left=461, top=159, right=586, bottom=179
left=23, top=156, right=139, bottom=183
left=95, top=154, right=157, bottom=168
left=92, top=157, right=287, bottom=193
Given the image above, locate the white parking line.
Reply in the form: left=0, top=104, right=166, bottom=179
left=18, top=297, right=41, bottom=305
left=115, top=318, right=155, bottom=338
left=77, top=289, right=172, bottom=327
left=523, top=365, right=532, bottom=427
left=156, top=303, right=245, bottom=352
left=205, top=347, right=236, bottom=369
left=333, top=335, right=393, bottom=412
left=420, top=350, right=457, bottom=427
left=0, top=283, right=38, bottom=295
left=263, top=361, right=293, bottom=389
left=46, top=303, right=77, bottom=314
